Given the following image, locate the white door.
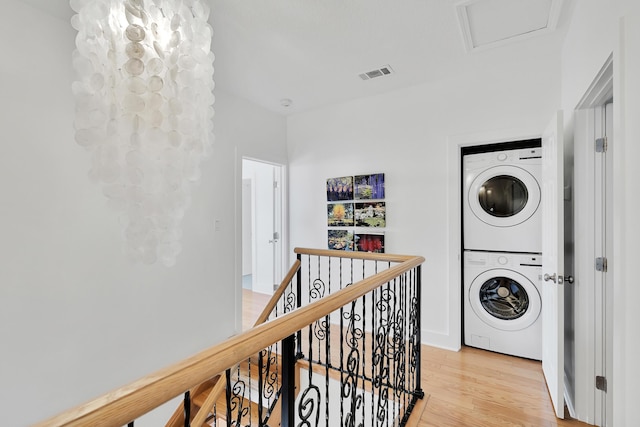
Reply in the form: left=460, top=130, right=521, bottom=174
left=242, top=159, right=284, bottom=295
left=541, top=111, right=565, bottom=419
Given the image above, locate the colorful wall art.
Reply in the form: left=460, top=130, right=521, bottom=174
left=327, top=203, right=354, bottom=227
left=326, top=176, right=354, bottom=201
left=328, top=230, right=354, bottom=251
left=326, top=173, right=385, bottom=251
left=355, top=233, right=385, bottom=253
left=354, top=202, right=385, bottom=227
left=354, top=173, right=385, bottom=200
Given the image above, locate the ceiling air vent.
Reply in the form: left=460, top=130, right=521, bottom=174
left=359, top=65, right=394, bottom=81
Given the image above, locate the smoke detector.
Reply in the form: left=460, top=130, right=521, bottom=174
left=358, top=65, right=394, bottom=81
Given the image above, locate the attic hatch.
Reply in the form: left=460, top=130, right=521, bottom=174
left=359, top=65, right=394, bottom=81
left=455, top=0, right=564, bottom=52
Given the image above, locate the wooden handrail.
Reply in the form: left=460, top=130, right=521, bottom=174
left=35, top=251, right=424, bottom=427
left=294, top=247, right=417, bottom=263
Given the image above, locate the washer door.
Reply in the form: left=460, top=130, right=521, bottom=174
left=468, top=165, right=541, bottom=227
left=469, top=269, right=541, bottom=331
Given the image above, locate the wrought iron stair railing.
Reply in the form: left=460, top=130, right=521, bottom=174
left=34, top=248, right=425, bottom=427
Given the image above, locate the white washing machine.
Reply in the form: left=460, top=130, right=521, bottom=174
left=463, top=147, right=542, bottom=253
left=464, top=251, right=542, bottom=360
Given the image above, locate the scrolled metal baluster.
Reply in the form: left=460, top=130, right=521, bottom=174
left=309, top=278, right=325, bottom=300
left=262, top=347, right=279, bottom=400
left=373, top=321, right=389, bottom=424
left=393, top=280, right=406, bottom=400
left=226, top=366, right=248, bottom=427
left=392, top=277, right=399, bottom=424
left=310, top=278, right=327, bottom=365
left=297, top=384, right=321, bottom=427
left=342, top=348, right=364, bottom=427
left=284, top=288, right=296, bottom=314
left=342, top=298, right=365, bottom=427
left=235, top=375, right=249, bottom=426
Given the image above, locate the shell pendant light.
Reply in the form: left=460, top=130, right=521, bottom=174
left=70, top=0, right=215, bottom=266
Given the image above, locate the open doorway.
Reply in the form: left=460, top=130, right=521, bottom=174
left=242, top=158, right=286, bottom=296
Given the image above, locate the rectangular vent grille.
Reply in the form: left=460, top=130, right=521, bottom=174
left=359, top=65, right=394, bottom=81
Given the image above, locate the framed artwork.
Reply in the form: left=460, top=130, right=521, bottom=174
left=354, top=173, right=385, bottom=200
left=327, top=203, right=354, bottom=226
left=328, top=230, right=354, bottom=251
left=355, top=233, right=385, bottom=253
left=326, top=176, right=354, bottom=201
left=354, top=202, right=386, bottom=227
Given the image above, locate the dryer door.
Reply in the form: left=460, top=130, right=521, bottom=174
left=468, top=165, right=541, bottom=227
left=469, top=269, right=541, bottom=331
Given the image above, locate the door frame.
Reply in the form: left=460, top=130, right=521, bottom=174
left=572, top=54, right=613, bottom=425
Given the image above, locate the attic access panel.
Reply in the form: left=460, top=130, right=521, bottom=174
left=455, top=0, right=563, bottom=52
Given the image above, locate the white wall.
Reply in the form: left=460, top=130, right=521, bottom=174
left=287, top=36, right=561, bottom=350
left=0, top=2, right=286, bottom=426
left=211, top=85, right=288, bottom=324
left=212, top=89, right=287, bottom=331
left=560, top=1, right=640, bottom=425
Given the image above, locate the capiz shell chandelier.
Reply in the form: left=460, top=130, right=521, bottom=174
left=70, top=0, right=215, bottom=266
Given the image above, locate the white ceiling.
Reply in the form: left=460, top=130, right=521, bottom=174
left=18, top=0, right=572, bottom=115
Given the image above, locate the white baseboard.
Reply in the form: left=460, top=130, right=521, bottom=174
left=422, top=330, right=461, bottom=352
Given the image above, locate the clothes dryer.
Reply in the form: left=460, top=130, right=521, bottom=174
left=463, top=147, right=542, bottom=253
left=464, top=251, right=542, bottom=360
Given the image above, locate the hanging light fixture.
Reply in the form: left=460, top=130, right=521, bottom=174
left=70, top=0, right=215, bottom=266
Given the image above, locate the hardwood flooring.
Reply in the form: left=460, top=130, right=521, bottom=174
left=242, top=289, right=590, bottom=427
left=417, top=346, right=588, bottom=427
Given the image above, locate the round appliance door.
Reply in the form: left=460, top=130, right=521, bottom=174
left=469, top=269, right=541, bottom=331
left=468, top=165, right=541, bottom=227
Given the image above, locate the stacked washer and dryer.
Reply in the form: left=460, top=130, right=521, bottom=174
left=463, top=143, right=543, bottom=360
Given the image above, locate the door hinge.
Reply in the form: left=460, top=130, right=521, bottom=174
left=596, top=376, right=608, bottom=392
left=595, top=257, right=608, bottom=272
left=595, top=137, right=608, bottom=153
left=273, top=181, right=279, bottom=188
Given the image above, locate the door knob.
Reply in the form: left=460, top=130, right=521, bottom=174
left=543, top=273, right=557, bottom=283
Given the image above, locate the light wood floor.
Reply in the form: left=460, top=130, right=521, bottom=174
left=242, top=289, right=589, bottom=427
